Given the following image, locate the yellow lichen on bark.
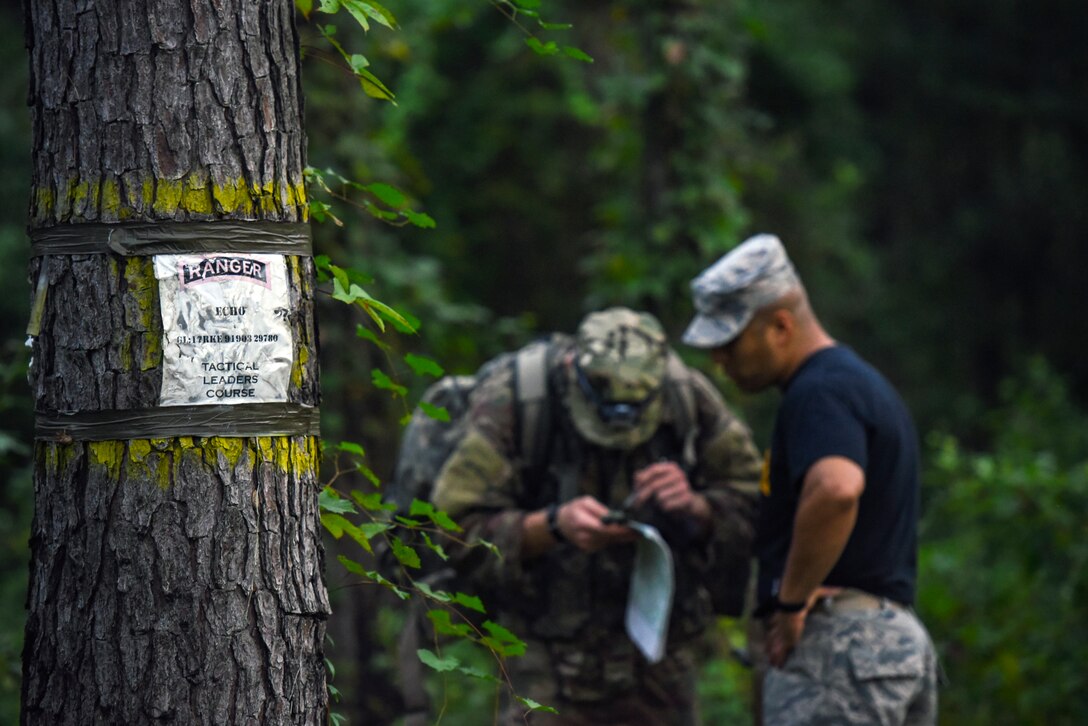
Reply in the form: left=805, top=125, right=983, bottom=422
left=30, top=174, right=308, bottom=224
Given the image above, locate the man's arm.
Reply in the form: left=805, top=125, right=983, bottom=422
left=767, top=455, right=864, bottom=665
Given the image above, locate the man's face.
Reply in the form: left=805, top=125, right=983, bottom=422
left=710, top=316, right=783, bottom=392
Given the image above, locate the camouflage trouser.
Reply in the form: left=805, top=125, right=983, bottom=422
left=761, top=600, right=937, bottom=725
left=499, top=636, right=700, bottom=726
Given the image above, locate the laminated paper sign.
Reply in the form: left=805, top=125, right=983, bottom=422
left=155, top=253, right=293, bottom=406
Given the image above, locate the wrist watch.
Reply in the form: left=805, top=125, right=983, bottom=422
left=773, top=595, right=807, bottom=613
left=545, top=503, right=567, bottom=543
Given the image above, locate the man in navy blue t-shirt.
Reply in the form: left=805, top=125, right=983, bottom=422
left=684, top=234, right=937, bottom=725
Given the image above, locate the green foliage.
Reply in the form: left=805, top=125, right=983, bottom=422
left=0, top=5, right=32, bottom=720
left=920, top=358, right=1088, bottom=723
left=318, top=454, right=535, bottom=711
left=696, top=619, right=755, bottom=725
left=342, top=0, right=756, bottom=339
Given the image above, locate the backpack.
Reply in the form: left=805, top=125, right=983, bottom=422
left=387, top=336, right=558, bottom=517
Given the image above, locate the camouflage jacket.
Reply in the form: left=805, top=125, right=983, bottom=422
left=432, top=337, right=761, bottom=656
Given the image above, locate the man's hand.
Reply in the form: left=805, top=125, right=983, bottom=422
left=631, top=461, right=712, bottom=529
left=555, top=496, right=639, bottom=553
left=765, top=586, right=841, bottom=667
left=766, top=609, right=807, bottom=667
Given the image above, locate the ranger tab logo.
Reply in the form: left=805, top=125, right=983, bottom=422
left=180, top=256, right=269, bottom=287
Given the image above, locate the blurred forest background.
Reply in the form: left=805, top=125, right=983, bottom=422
left=2, top=0, right=1087, bottom=723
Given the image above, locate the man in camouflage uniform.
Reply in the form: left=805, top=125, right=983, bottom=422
left=432, top=307, right=762, bottom=725
left=684, top=235, right=938, bottom=725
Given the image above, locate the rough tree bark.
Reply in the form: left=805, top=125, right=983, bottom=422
left=21, top=1, right=328, bottom=723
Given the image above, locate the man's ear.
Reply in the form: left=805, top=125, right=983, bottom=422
left=765, top=311, right=792, bottom=337
left=768, top=308, right=795, bottom=342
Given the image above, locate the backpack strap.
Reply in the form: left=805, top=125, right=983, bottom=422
left=513, top=339, right=552, bottom=468
left=512, top=337, right=586, bottom=504
left=663, top=351, right=699, bottom=473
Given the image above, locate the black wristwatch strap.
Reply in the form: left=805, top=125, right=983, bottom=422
left=546, top=503, right=567, bottom=543
left=774, top=595, right=807, bottom=613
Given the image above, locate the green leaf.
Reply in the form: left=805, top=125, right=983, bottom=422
left=336, top=557, right=409, bottom=599
left=404, top=353, right=444, bottom=378
left=355, top=462, right=381, bottom=487
left=309, top=199, right=331, bottom=224
left=340, top=0, right=370, bottom=30
left=457, top=664, right=500, bottom=683
left=372, top=369, right=408, bottom=397
left=562, top=46, right=594, bottom=63
left=483, top=620, right=522, bottom=647
left=389, top=308, right=420, bottom=334
left=417, top=583, right=453, bottom=604
left=419, top=401, right=450, bottom=423
left=515, top=696, right=558, bottom=714
left=363, top=297, right=415, bottom=332
left=328, top=261, right=372, bottom=289
left=351, top=490, right=396, bottom=512
left=355, top=324, right=391, bottom=351
left=323, top=514, right=389, bottom=553
left=340, top=0, right=397, bottom=31
left=365, top=182, right=407, bottom=208
left=331, top=277, right=372, bottom=305
left=390, top=535, right=421, bottom=569
left=526, top=37, right=559, bottom=56
left=348, top=53, right=370, bottom=73
left=330, top=266, right=351, bottom=293
left=481, top=619, right=527, bottom=656
left=322, top=512, right=347, bottom=538
left=358, top=68, right=396, bottom=103
left=335, top=557, right=409, bottom=599
left=537, top=21, right=572, bottom=30
left=409, top=499, right=463, bottom=532
left=361, top=0, right=397, bottom=29
left=426, top=608, right=469, bottom=635
left=417, top=649, right=459, bottom=672
left=337, top=441, right=366, bottom=458
left=337, top=554, right=368, bottom=576
left=357, top=522, right=393, bottom=540
left=319, top=487, right=357, bottom=514
left=317, top=0, right=340, bottom=14
left=478, top=538, right=503, bottom=560
left=453, top=591, right=486, bottom=613
left=421, top=531, right=449, bottom=562
left=295, top=0, right=315, bottom=19
left=403, top=209, right=437, bottom=229
left=364, top=204, right=399, bottom=222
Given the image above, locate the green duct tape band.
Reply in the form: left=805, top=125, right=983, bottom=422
left=30, top=221, right=312, bottom=257
left=35, top=403, right=320, bottom=441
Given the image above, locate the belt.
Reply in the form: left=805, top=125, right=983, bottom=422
left=812, top=588, right=906, bottom=614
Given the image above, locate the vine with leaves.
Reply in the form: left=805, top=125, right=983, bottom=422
left=293, top=0, right=590, bottom=720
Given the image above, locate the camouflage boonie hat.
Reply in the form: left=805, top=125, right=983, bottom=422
left=683, top=234, right=801, bottom=348
left=566, top=307, right=668, bottom=449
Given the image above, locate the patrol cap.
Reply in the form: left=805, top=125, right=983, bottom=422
left=575, top=307, right=668, bottom=402
left=682, top=233, right=801, bottom=348
left=567, top=307, right=668, bottom=449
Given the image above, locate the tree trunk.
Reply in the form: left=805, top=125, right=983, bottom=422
left=21, top=1, right=329, bottom=724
